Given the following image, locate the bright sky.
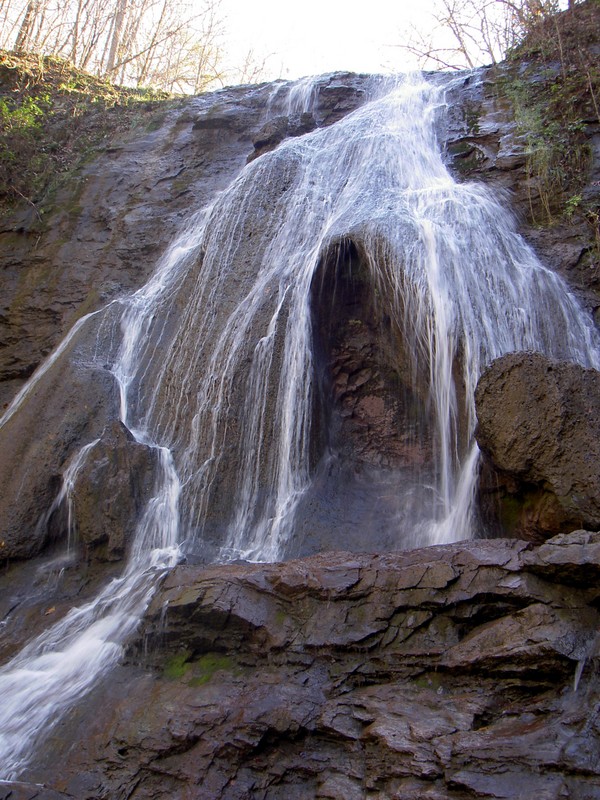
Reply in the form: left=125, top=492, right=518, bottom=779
left=219, top=0, right=435, bottom=81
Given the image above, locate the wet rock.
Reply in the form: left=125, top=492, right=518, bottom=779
left=0, top=781, right=72, bottom=799
left=443, top=50, right=600, bottom=316
left=251, top=114, right=290, bottom=153
left=311, top=240, right=432, bottom=472
left=22, top=532, right=600, bottom=799
left=0, top=74, right=377, bottom=565
left=0, top=550, right=123, bottom=665
left=250, top=113, right=318, bottom=160
left=475, top=352, right=600, bottom=540
left=0, top=346, right=121, bottom=560
left=70, top=421, right=159, bottom=561
left=0, top=74, right=373, bottom=412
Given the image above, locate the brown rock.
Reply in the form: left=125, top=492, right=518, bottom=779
left=0, top=341, right=121, bottom=560
left=70, top=421, right=159, bottom=561
left=20, top=533, right=600, bottom=799
left=475, top=352, right=600, bottom=540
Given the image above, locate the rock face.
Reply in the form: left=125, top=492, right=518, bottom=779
left=15, top=531, right=600, bottom=799
left=0, top=48, right=598, bottom=564
left=0, top=73, right=378, bottom=564
left=442, top=2, right=600, bottom=319
left=476, top=352, right=600, bottom=541
left=69, top=421, right=159, bottom=561
left=0, top=353, right=121, bottom=561
left=0, top=74, right=375, bottom=412
left=2, top=35, right=599, bottom=414
left=0, top=22, right=599, bottom=797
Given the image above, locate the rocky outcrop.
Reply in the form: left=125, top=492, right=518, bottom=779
left=0, top=20, right=599, bottom=796
left=249, top=74, right=371, bottom=160
left=0, top=354, right=121, bottom=561
left=69, top=421, right=159, bottom=561
left=0, top=72, right=378, bottom=566
left=14, top=531, right=600, bottom=799
left=2, top=35, right=598, bottom=415
left=475, top=351, right=600, bottom=541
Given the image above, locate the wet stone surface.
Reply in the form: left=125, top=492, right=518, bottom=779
left=17, top=531, right=600, bottom=800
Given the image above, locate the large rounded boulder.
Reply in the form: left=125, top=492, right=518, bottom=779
left=475, top=351, right=600, bottom=541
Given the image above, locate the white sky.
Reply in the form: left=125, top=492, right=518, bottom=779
left=219, top=0, right=435, bottom=81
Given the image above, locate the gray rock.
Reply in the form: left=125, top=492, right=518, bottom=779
left=0, top=781, right=73, bottom=800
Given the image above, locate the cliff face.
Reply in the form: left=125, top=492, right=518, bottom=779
left=0, top=73, right=376, bottom=411
left=0, top=80, right=268, bottom=408
left=1, top=6, right=600, bottom=796
left=1, top=2, right=599, bottom=414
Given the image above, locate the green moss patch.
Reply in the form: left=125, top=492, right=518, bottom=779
left=189, top=654, right=237, bottom=687
left=163, top=651, right=192, bottom=680
left=163, top=651, right=239, bottom=685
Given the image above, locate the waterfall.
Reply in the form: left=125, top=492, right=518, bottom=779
left=0, top=71, right=598, bottom=777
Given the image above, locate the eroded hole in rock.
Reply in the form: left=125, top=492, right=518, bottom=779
left=286, top=239, right=437, bottom=557
left=311, top=239, right=431, bottom=472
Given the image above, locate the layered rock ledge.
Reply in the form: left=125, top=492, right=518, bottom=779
left=16, top=530, right=600, bottom=799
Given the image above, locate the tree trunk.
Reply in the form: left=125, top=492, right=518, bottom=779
left=104, top=0, right=128, bottom=74
left=14, top=0, right=40, bottom=51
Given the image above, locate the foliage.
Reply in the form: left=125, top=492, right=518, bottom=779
left=0, top=49, right=174, bottom=218
left=498, top=0, right=600, bottom=227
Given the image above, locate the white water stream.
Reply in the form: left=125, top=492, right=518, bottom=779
left=0, top=72, right=599, bottom=776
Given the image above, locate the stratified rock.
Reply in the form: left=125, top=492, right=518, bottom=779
left=70, top=421, right=159, bottom=561
left=23, top=532, right=600, bottom=799
left=475, top=351, right=600, bottom=540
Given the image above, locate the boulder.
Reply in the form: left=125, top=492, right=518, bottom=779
left=70, top=421, right=159, bottom=561
left=475, top=351, right=600, bottom=540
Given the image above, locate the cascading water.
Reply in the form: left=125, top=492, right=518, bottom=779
left=0, top=71, right=599, bottom=777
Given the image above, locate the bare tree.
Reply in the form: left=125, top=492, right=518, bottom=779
left=103, top=0, right=127, bottom=73
left=398, top=0, right=573, bottom=71
left=0, top=0, right=254, bottom=93
left=14, top=0, right=42, bottom=50
left=230, top=48, right=272, bottom=86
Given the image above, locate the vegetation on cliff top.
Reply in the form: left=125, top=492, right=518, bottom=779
left=0, top=0, right=236, bottom=93
left=0, top=1, right=598, bottom=233
left=501, top=0, right=599, bottom=237
left=0, top=49, right=174, bottom=220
